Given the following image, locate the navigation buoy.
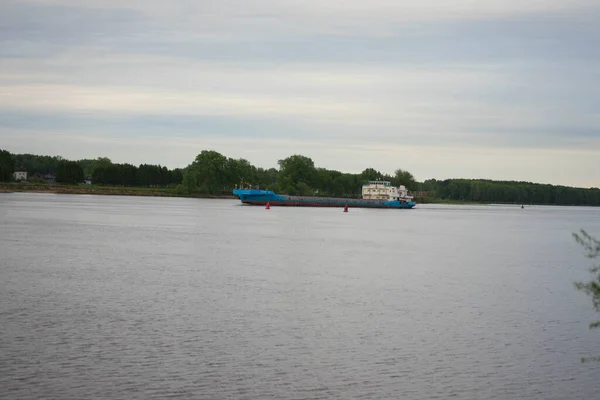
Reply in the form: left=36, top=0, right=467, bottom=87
left=343, top=204, right=348, bottom=212
left=266, top=202, right=270, bottom=210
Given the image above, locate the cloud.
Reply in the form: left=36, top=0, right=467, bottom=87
left=4, top=0, right=599, bottom=65
left=1, top=56, right=597, bottom=146
left=10, top=0, right=598, bottom=37
left=1, top=0, right=599, bottom=186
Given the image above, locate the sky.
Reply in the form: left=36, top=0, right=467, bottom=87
left=1, top=0, right=599, bottom=187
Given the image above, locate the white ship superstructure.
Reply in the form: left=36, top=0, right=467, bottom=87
left=362, top=181, right=413, bottom=203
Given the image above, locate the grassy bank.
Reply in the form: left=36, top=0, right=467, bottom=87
left=414, top=196, right=487, bottom=205
left=0, top=183, right=236, bottom=199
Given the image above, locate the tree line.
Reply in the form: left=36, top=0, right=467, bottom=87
left=422, top=179, right=600, bottom=206
left=92, top=164, right=183, bottom=187
left=181, top=150, right=416, bottom=198
left=2, top=148, right=599, bottom=205
left=179, top=151, right=600, bottom=205
left=0, top=150, right=183, bottom=187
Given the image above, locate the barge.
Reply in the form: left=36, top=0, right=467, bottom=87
left=233, top=180, right=416, bottom=209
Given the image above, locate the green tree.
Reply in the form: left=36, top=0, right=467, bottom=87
left=91, top=167, right=106, bottom=184
left=182, top=150, right=229, bottom=194
left=137, top=164, right=159, bottom=187
left=120, top=164, right=139, bottom=186
left=170, top=168, right=184, bottom=185
left=56, top=160, right=84, bottom=184
left=226, top=158, right=257, bottom=187
left=296, top=182, right=314, bottom=196
left=278, top=155, right=316, bottom=183
left=13, top=153, right=62, bottom=175
left=422, top=179, right=600, bottom=205
left=332, top=174, right=359, bottom=197
left=393, top=168, right=417, bottom=189
left=314, top=168, right=334, bottom=196
left=573, top=229, right=600, bottom=362
left=360, top=168, right=383, bottom=182
left=257, top=167, right=278, bottom=190
left=78, top=157, right=112, bottom=177
left=181, top=169, right=200, bottom=193
left=277, top=155, right=317, bottom=194
left=0, top=149, right=15, bottom=181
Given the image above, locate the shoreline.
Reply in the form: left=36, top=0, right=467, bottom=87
left=0, top=184, right=463, bottom=203
left=2, top=184, right=593, bottom=207
left=0, top=184, right=236, bottom=199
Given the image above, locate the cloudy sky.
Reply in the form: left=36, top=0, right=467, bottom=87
left=1, top=0, right=599, bottom=186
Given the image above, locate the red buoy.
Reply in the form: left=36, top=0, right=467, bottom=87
left=343, top=204, right=348, bottom=212
left=266, top=202, right=270, bottom=210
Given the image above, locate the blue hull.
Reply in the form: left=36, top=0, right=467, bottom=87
left=232, top=189, right=415, bottom=209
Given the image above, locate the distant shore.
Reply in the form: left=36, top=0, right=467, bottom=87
left=0, top=183, right=485, bottom=205
left=0, top=184, right=559, bottom=206
left=0, top=184, right=236, bottom=199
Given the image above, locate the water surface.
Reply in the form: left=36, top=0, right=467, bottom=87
left=1, top=193, right=599, bottom=399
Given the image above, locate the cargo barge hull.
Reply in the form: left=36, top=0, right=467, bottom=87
left=233, top=189, right=416, bottom=209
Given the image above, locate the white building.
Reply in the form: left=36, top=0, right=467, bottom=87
left=362, top=180, right=413, bottom=202
left=13, top=171, right=27, bottom=181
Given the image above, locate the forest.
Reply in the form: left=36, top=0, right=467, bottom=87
left=0, top=151, right=183, bottom=187
left=1, top=148, right=599, bottom=205
left=180, top=150, right=416, bottom=198
left=422, top=179, right=600, bottom=206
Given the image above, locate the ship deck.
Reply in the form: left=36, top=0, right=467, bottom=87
left=284, top=195, right=387, bottom=204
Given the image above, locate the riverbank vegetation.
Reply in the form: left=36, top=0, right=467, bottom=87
left=181, top=151, right=416, bottom=198
left=0, top=183, right=233, bottom=198
left=1, top=148, right=599, bottom=205
left=424, top=179, right=600, bottom=206
left=573, top=230, right=600, bottom=362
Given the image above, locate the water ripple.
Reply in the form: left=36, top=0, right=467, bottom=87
left=1, top=194, right=599, bottom=399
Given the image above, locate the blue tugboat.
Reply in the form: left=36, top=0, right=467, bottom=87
left=233, top=181, right=416, bottom=209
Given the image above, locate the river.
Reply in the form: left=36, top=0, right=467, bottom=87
left=1, top=193, right=599, bottom=399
